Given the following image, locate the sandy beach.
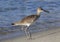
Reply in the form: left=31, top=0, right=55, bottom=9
left=1, top=27, right=60, bottom=42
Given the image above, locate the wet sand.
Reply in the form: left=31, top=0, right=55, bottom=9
left=1, top=28, right=60, bottom=42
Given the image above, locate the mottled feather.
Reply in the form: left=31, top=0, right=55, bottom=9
left=19, top=15, right=40, bottom=24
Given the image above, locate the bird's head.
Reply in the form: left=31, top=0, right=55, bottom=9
left=37, top=7, right=49, bottom=15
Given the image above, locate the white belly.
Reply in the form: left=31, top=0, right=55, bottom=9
left=21, top=23, right=31, bottom=26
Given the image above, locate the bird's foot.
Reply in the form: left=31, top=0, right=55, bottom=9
left=27, top=37, right=34, bottom=40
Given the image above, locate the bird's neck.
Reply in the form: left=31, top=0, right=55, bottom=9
left=36, top=9, right=42, bottom=16
left=36, top=12, right=41, bottom=16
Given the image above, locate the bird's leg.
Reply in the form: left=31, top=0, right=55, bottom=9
left=24, top=26, right=32, bottom=39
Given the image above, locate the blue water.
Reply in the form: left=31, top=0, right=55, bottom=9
left=0, top=0, right=60, bottom=40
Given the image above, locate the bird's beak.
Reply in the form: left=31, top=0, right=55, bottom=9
left=39, top=7, right=49, bottom=13
left=43, top=9, right=49, bottom=13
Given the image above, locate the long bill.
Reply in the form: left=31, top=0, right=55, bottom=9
left=43, top=9, right=49, bottom=13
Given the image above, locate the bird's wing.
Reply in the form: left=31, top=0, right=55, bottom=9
left=20, top=15, right=37, bottom=23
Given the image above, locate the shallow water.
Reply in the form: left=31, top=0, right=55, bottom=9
left=0, top=0, right=60, bottom=40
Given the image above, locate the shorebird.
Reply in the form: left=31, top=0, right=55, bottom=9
left=11, top=7, right=49, bottom=39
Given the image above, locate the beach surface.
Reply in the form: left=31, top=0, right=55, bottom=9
left=1, top=28, right=60, bottom=42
